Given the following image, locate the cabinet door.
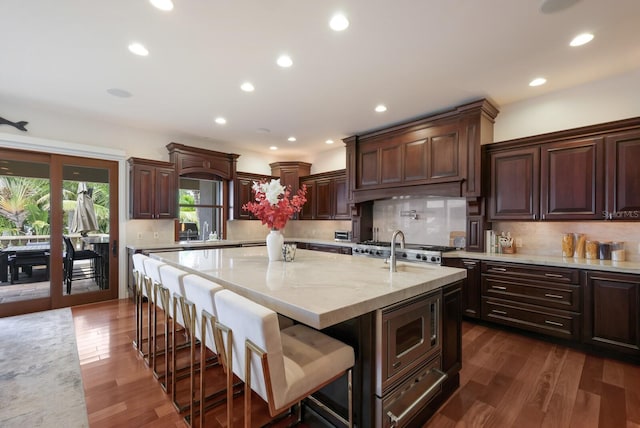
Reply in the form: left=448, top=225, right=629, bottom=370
left=154, top=167, right=177, bottom=219
left=606, top=130, right=640, bottom=219
left=299, top=179, right=315, bottom=220
left=333, top=176, right=350, bottom=219
left=380, top=144, right=402, bottom=185
left=583, top=271, right=640, bottom=356
left=315, top=179, right=333, bottom=219
left=442, top=281, right=462, bottom=375
left=541, top=138, right=604, bottom=220
left=236, top=177, right=256, bottom=220
left=488, top=147, right=540, bottom=220
left=359, top=146, right=379, bottom=187
left=442, top=258, right=481, bottom=319
left=403, top=138, right=428, bottom=182
left=429, top=124, right=459, bottom=181
left=131, top=164, right=155, bottom=219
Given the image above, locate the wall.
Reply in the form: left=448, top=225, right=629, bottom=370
left=227, top=219, right=351, bottom=241
left=494, top=68, right=640, bottom=143
left=492, top=221, right=639, bottom=263
left=372, top=197, right=467, bottom=246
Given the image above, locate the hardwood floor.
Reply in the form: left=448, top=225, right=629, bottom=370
left=73, top=299, right=640, bottom=427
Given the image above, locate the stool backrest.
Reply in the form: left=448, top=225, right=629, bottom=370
left=158, top=265, right=188, bottom=324
left=132, top=253, right=148, bottom=294
left=182, top=275, right=224, bottom=352
left=142, top=258, right=167, bottom=309
left=214, top=289, right=286, bottom=405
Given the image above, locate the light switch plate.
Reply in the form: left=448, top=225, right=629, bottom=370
left=515, top=238, right=523, bottom=248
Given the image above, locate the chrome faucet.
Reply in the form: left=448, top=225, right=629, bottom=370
left=390, top=229, right=405, bottom=272
left=203, top=221, right=209, bottom=241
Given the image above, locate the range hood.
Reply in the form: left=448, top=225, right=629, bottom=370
left=352, top=180, right=464, bottom=204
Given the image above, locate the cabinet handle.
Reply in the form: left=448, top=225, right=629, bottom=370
left=492, top=286, right=507, bottom=290
left=489, top=268, right=507, bottom=272
left=544, top=273, right=564, bottom=278
left=544, top=293, right=564, bottom=299
left=544, top=320, right=564, bottom=327
left=542, top=214, right=546, bottom=220
left=533, top=214, right=537, bottom=220
left=491, top=309, right=507, bottom=315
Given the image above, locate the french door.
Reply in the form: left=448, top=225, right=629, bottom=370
left=0, top=148, right=119, bottom=317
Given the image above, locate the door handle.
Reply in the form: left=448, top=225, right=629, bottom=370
left=112, top=240, right=118, bottom=257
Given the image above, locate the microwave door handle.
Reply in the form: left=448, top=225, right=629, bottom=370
left=386, top=368, right=448, bottom=427
left=431, top=301, right=437, bottom=346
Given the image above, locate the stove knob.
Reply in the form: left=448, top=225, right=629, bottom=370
left=402, top=253, right=407, bottom=258
left=431, top=256, right=437, bottom=262
left=376, top=250, right=382, bottom=256
left=421, top=255, right=428, bottom=261
left=415, top=254, right=421, bottom=260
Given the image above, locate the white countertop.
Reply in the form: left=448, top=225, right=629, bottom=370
left=126, top=238, right=353, bottom=252
left=151, top=246, right=466, bottom=329
left=445, top=251, right=640, bottom=274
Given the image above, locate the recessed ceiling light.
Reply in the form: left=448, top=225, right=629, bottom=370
left=277, top=55, right=293, bottom=68
left=325, top=139, right=335, bottom=145
left=329, top=13, right=349, bottom=31
left=529, top=77, right=547, bottom=87
left=106, top=88, right=132, bottom=98
left=240, top=82, right=255, bottom=92
left=149, top=0, right=173, bottom=11
left=288, top=137, right=297, bottom=142
left=269, top=146, right=278, bottom=151
left=375, top=104, right=387, bottom=113
left=570, top=33, right=594, bottom=47
left=539, top=0, right=581, bottom=14
left=214, top=117, right=227, bottom=125
left=128, top=42, right=149, bottom=56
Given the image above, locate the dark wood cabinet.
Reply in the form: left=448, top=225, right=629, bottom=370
left=540, top=137, right=605, bottom=220
left=481, top=261, right=582, bottom=341
left=233, top=172, right=274, bottom=220
left=128, top=158, right=177, bottom=219
left=605, top=129, right=640, bottom=219
left=296, top=242, right=352, bottom=255
left=443, top=258, right=481, bottom=319
left=583, top=270, right=640, bottom=357
left=270, top=161, right=311, bottom=196
left=488, top=118, right=640, bottom=222
left=442, top=280, right=462, bottom=374
left=488, top=147, right=540, bottom=220
left=167, top=142, right=238, bottom=180
left=298, top=170, right=349, bottom=220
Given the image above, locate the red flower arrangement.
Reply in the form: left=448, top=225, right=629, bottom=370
left=242, top=179, right=307, bottom=230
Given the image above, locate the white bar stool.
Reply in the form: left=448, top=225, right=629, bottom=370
left=142, top=257, right=170, bottom=382
left=182, top=274, right=225, bottom=427
left=214, top=289, right=354, bottom=428
left=131, top=253, right=148, bottom=355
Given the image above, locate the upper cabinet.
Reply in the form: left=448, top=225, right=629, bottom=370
left=128, top=158, right=177, bottom=219
left=167, top=142, right=238, bottom=180
left=605, top=129, right=640, bottom=219
left=487, top=118, right=640, bottom=222
left=233, top=172, right=275, bottom=220
left=488, top=146, right=540, bottom=220
left=348, top=99, right=498, bottom=203
left=300, top=170, right=349, bottom=220
left=269, top=161, right=311, bottom=196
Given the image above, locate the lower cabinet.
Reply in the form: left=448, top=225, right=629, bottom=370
left=481, top=261, right=582, bottom=341
left=442, top=280, right=462, bottom=376
left=297, top=242, right=352, bottom=255
left=442, top=258, right=481, bottom=319
left=583, top=270, right=640, bottom=357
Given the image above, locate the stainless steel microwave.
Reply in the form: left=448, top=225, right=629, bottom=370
left=334, top=230, right=351, bottom=242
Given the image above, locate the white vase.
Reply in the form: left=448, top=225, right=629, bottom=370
left=266, top=229, right=284, bottom=261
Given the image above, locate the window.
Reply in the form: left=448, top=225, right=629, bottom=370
left=178, top=178, right=223, bottom=240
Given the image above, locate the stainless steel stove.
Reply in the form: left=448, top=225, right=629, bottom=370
left=352, top=241, right=459, bottom=265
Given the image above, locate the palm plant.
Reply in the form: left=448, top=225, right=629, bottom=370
left=0, top=176, right=49, bottom=232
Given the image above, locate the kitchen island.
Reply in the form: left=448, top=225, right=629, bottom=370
left=152, top=246, right=466, bottom=427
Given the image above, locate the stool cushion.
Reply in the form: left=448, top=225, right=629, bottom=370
left=132, top=254, right=148, bottom=296
left=158, top=265, right=188, bottom=325
left=143, top=258, right=167, bottom=309
left=279, top=324, right=354, bottom=410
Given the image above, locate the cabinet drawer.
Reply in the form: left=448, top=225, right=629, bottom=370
left=482, top=298, right=580, bottom=341
left=482, top=277, right=580, bottom=312
left=482, top=262, right=579, bottom=284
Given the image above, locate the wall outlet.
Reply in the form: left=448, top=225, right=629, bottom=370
left=153, top=231, right=159, bottom=239
left=515, top=238, right=523, bottom=248
left=137, top=232, right=143, bottom=239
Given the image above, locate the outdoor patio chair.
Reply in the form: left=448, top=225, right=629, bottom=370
left=63, top=236, right=102, bottom=294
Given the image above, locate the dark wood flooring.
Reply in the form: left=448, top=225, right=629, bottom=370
left=72, top=299, right=640, bottom=428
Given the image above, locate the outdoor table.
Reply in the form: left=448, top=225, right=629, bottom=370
left=1, top=243, right=50, bottom=284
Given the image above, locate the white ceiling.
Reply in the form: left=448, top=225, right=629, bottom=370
left=1, top=0, right=639, bottom=158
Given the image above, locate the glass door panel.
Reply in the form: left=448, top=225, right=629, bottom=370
left=0, top=151, right=52, bottom=316
left=54, top=157, right=118, bottom=306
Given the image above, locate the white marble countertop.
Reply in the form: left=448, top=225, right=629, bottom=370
left=151, top=246, right=466, bottom=329
left=445, top=251, right=640, bottom=274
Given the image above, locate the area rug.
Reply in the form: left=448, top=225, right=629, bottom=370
left=0, top=308, right=89, bottom=427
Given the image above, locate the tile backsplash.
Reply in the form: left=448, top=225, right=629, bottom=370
left=492, top=221, right=640, bottom=262
left=227, top=219, right=351, bottom=241
left=373, top=197, right=467, bottom=245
